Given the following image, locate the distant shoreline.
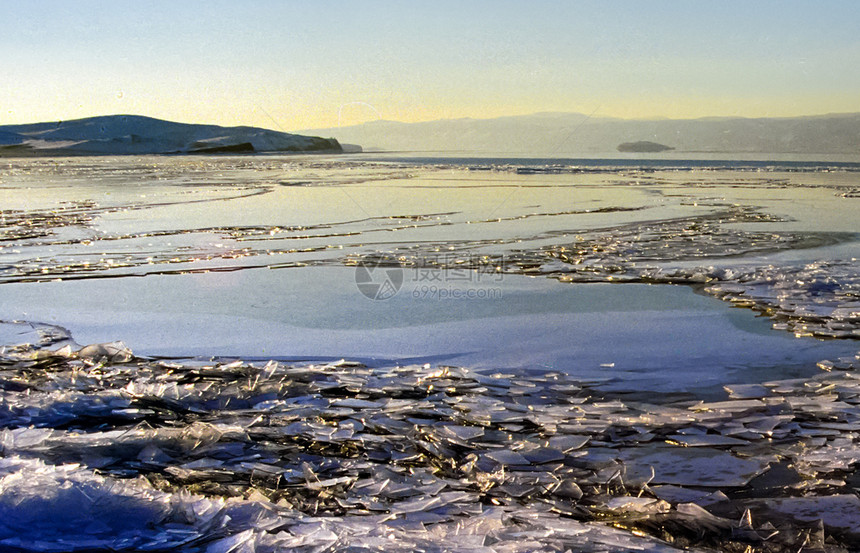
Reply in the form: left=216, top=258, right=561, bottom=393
left=301, top=111, right=860, bottom=157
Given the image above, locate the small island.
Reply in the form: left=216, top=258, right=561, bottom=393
left=616, top=140, right=675, bottom=153
left=0, top=115, right=344, bottom=157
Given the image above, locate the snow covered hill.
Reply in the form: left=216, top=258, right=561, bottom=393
left=0, top=115, right=342, bottom=156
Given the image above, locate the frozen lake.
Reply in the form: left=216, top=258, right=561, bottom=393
left=1, top=154, right=858, bottom=552
left=1, top=155, right=856, bottom=388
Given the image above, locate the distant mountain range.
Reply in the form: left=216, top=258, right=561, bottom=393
left=301, top=112, right=860, bottom=155
left=0, top=115, right=342, bottom=156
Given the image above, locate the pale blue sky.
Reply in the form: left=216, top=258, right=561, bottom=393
left=2, top=1, right=858, bottom=129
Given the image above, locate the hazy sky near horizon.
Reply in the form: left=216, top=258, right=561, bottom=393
left=2, top=1, right=859, bottom=130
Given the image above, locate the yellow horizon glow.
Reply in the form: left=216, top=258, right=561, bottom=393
left=5, top=90, right=858, bottom=133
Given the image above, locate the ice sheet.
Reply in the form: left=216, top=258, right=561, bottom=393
left=1, top=155, right=858, bottom=552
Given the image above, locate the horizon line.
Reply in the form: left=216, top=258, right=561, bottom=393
left=3, top=110, right=860, bottom=134
left=300, top=110, right=860, bottom=130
